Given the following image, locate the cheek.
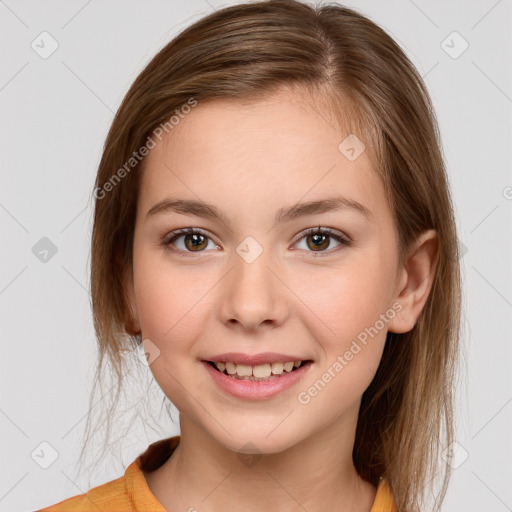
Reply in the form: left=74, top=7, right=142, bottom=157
left=296, top=260, right=391, bottom=337
left=289, top=257, right=392, bottom=384
left=132, top=247, right=199, bottom=346
left=132, top=253, right=213, bottom=406
left=133, top=247, right=225, bottom=361
left=294, top=265, right=390, bottom=415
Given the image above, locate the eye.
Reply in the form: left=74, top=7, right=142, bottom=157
left=164, top=228, right=219, bottom=256
left=293, top=226, right=350, bottom=255
left=163, top=226, right=351, bottom=258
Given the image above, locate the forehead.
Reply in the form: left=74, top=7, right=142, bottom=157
left=138, top=88, right=388, bottom=225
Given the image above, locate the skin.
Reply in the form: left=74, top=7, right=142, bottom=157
left=124, top=86, right=438, bottom=512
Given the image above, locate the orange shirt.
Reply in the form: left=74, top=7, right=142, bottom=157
left=38, top=436, right=397, bottom=511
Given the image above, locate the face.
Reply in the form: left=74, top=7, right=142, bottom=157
left=126, top=87, right=405, bottom=454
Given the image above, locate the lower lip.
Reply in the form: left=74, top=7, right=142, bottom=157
left=202, top=360, right=313, bottom=400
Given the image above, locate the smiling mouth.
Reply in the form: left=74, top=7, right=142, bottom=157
left=206, top=360, right=312, bottom=381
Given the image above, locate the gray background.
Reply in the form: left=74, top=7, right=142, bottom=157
left=1, top=1, right=511, bottom=511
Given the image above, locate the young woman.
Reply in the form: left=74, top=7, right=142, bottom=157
left=39, top=1, right=462, bottom=511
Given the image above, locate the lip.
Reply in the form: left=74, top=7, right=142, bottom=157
left=202, top=360, right=313, bottom=400
left=203, top=352, right=310, bottom=366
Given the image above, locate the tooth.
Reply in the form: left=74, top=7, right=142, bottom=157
left=253, top=363, right=271, bottom=378
left=219, top=360, right=303, bottom=377
left=271, top=362, right=284, bottom=375
left=236, top=364, right=253, bottom=377
left=225, top=362, right=237, bottom=375
left=283, top=362, right=294, bottom=372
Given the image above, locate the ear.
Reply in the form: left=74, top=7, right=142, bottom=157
left=388, top=229, right=439, bottom=334
left=122, top=264, right=141, bottom=336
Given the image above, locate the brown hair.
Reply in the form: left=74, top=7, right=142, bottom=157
left=82, top=1, right=463, bottom=510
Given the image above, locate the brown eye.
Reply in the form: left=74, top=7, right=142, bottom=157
left=183, top=233, right=208, bottom=251
left=165, top=228, right=218, bottom=256
left=306, top=232, right=330, bottom=251
left=295, top=227, right=350, bottom=254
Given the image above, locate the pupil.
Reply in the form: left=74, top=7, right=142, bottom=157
left=187, top=233, right=207, bottom=251
left=309, top=233, right=328, bottom=250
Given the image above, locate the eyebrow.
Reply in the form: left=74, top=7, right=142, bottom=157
left=146, top=195, right=373, bottom=228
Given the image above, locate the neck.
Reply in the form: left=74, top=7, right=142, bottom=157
left=145, top=403, right=376, bottom=512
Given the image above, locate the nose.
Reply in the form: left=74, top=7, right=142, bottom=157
left=218, top=248, right=289, bottom=332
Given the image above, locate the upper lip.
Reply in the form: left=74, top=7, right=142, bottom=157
left=203, top=352, right=312, bottom=366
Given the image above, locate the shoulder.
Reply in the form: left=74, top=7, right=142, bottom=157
left=37, top=464, right=134, bottom=511
left=36, top=437, right=179, bottom=512
left=370, top=477, right=398, bottom=512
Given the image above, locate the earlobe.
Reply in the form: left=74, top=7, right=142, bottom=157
left=122, top=264, right=141, bottom=336
left=388, top=229, right=439, bottom=334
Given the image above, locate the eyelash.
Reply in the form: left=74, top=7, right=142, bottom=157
left=163, top=226, right=351, bottom=258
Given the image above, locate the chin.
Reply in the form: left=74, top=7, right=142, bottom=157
left=210, top=426, right=306, bottom=456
